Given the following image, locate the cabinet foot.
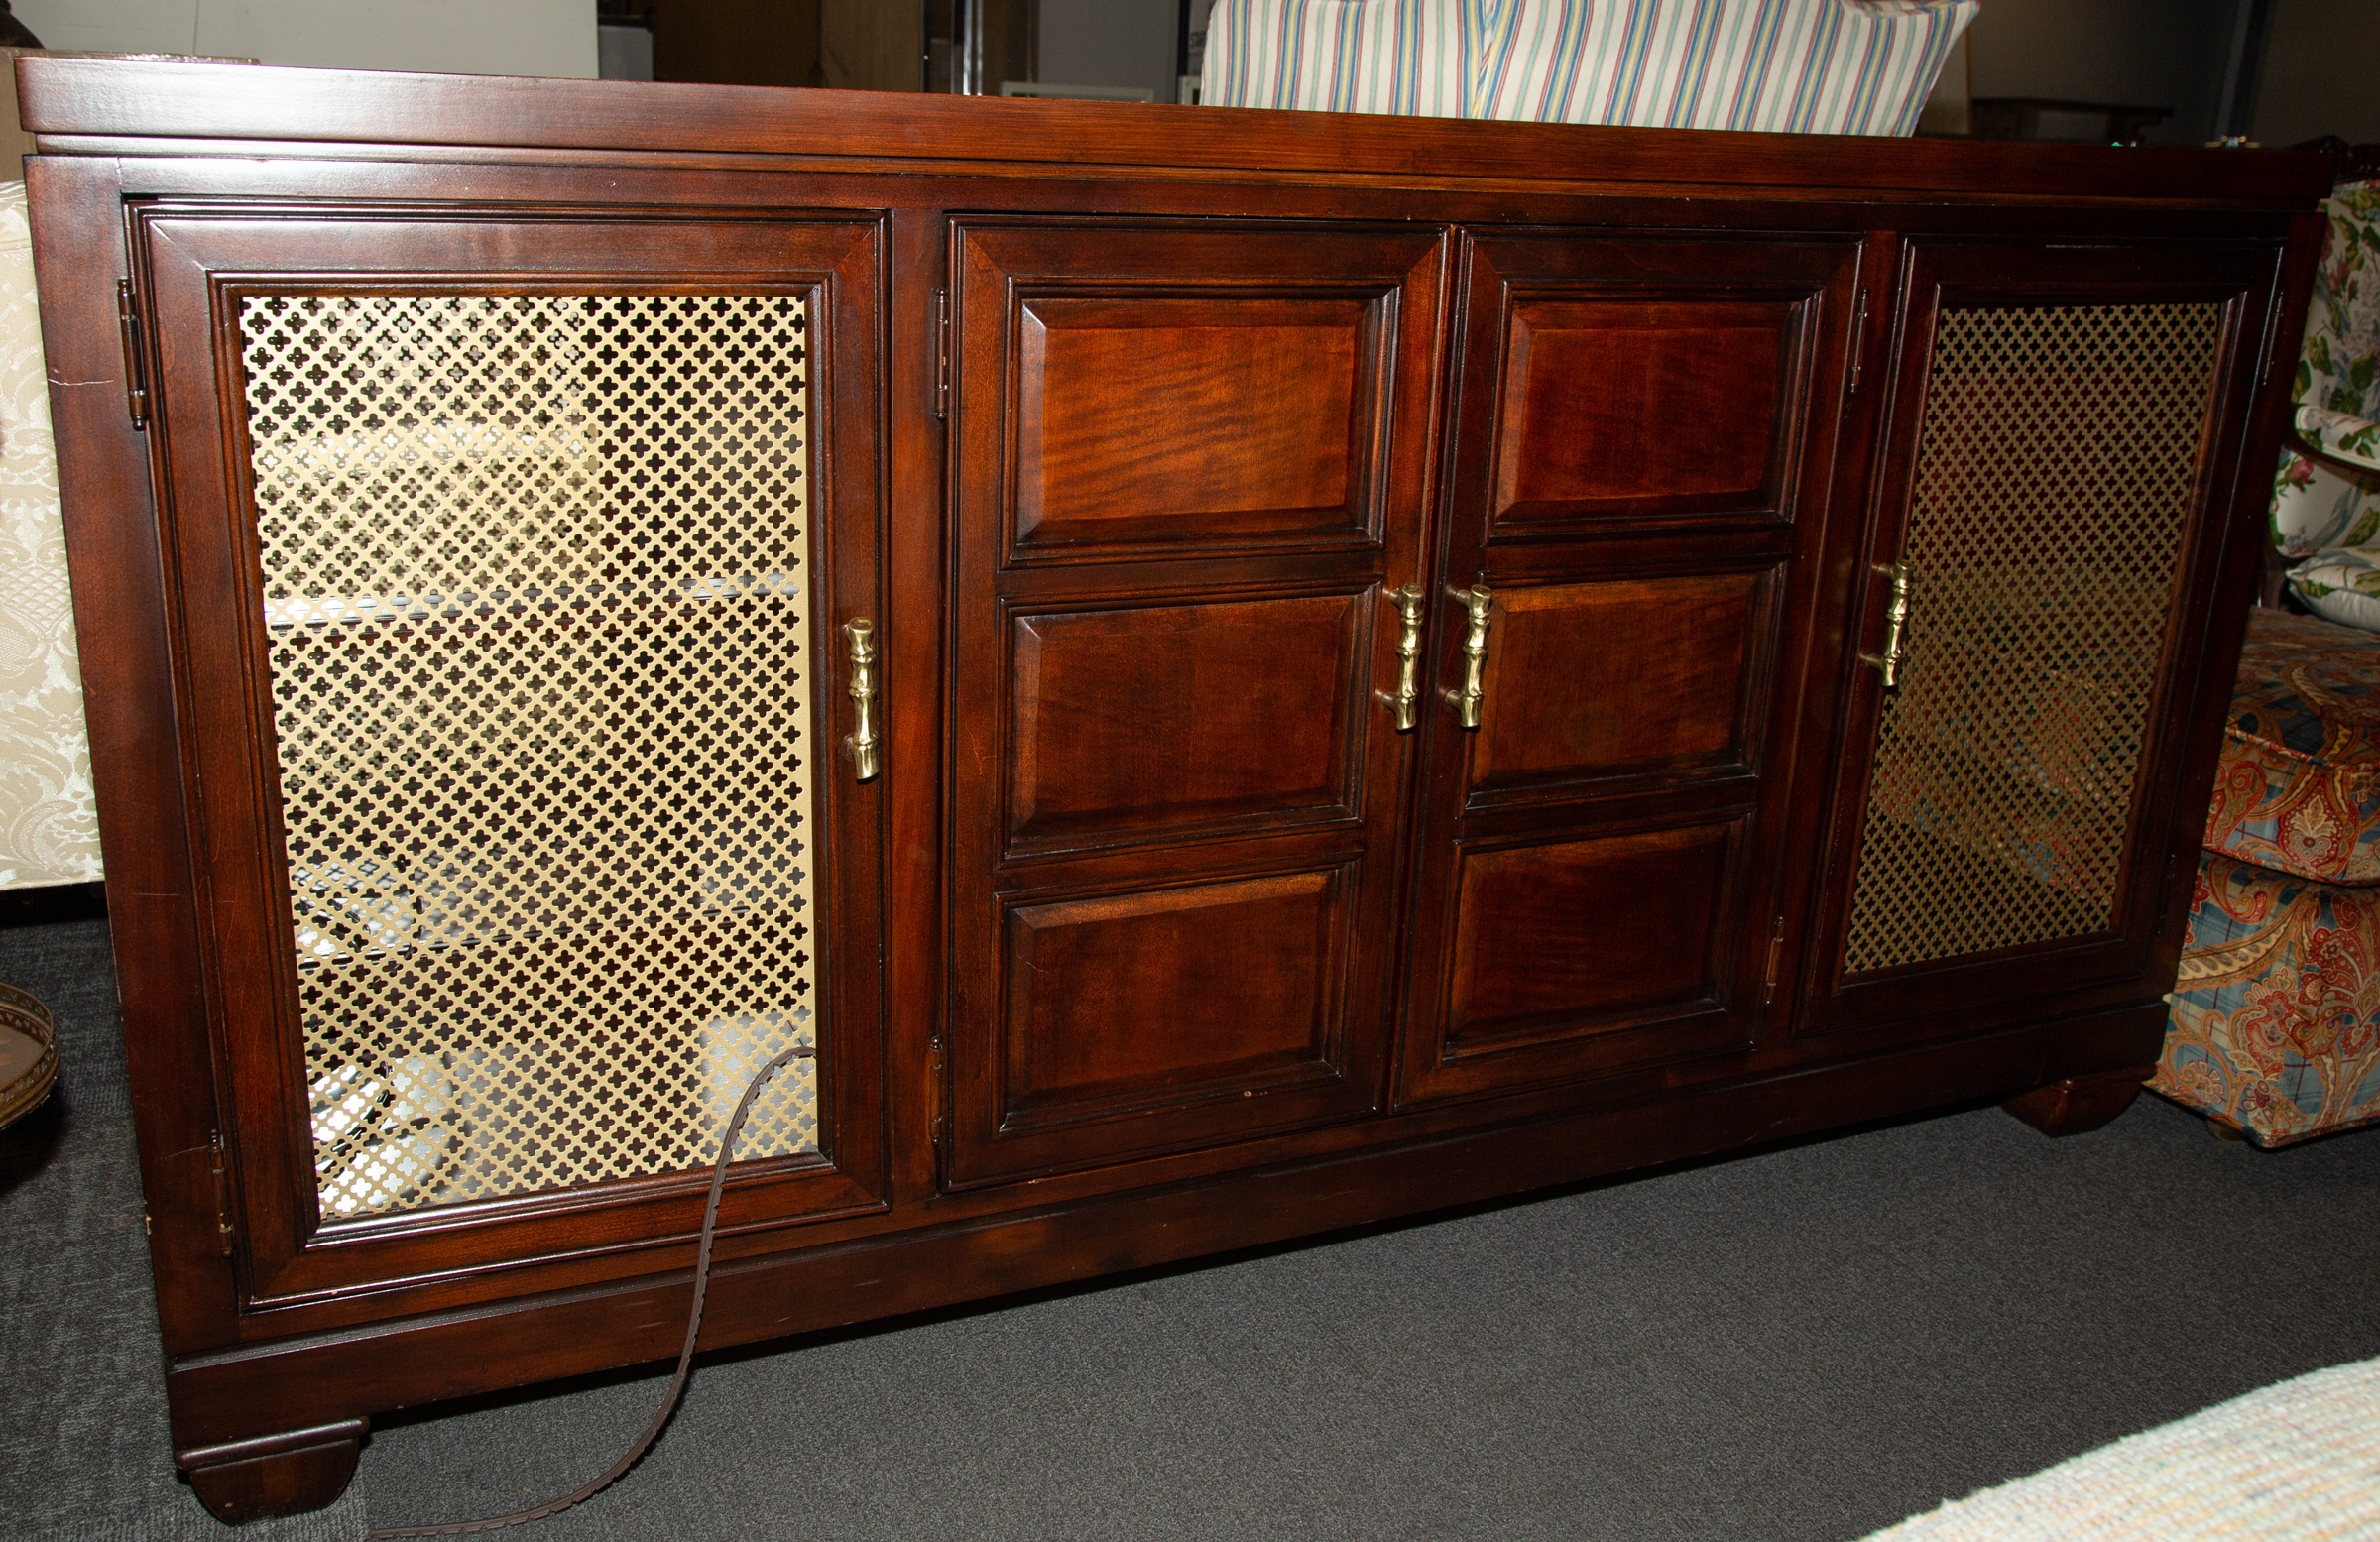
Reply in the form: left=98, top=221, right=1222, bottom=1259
left=178, top=1418, right=367, bottom=1524
left=2001, top=1065, right=2154, bottom=1137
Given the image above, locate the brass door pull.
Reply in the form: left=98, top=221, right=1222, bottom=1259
left=1447, top=583, right=1492, bottom=729
left=1859, top=561, right=1912, bottom=690
left=1383, top=583, right=1426, bottom=731
left=844, top=618, right=881, bottom=780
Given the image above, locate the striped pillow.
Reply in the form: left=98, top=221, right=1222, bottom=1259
left=1201, top=0, right=1977, bottom=137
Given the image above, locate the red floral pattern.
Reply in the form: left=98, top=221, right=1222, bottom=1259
left=2157, top=852, right=2380, bottom=1146
left=2203, top=609, right=2380, bottom=884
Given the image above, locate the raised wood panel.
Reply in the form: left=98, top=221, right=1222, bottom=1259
left=1014, top=296, right=1373, bottom=551
left=1008, top=591, right=1363, bottom=851
left=951, top=862, right=1373, bottom=1184
left=1471, top=570, right=1773, bottom=799
left=1446, top=823, right=1734, bottom=1052
left=1003, top=869, right=1345, bottom=1122
left=1491, top=297, right=1798, bottom=527
left=953, top=218, right=1444, bottom=569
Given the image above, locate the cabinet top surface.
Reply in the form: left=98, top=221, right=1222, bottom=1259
left=14, top=54, right=2336, bottom=210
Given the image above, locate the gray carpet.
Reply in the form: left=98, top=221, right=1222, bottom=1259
left=0, top=918, right=362, bottom=1542
left=5, top=915, right=2377, bottom=1541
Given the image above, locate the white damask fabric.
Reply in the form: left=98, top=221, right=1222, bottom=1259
left=0, top=181, right=100, bottom=888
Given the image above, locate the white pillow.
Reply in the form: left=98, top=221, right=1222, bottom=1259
left=2289, top=544, right=2380, bottom=632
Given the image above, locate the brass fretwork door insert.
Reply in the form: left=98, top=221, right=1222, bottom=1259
left=1845, top=300, right=2222, bottom=971
left=135, top=211, right=887, bottom=1303
left=1801, top=241, right=2279, bottom=1038
left=243, top=291, right=826, bottom=1220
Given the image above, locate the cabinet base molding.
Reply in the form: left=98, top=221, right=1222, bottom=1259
left=163, top=1005, right=2160, bottom=1469
left=2000, top=1065, right=2157, bottom=1138
left=177, top=1419, right=368, bottom=1525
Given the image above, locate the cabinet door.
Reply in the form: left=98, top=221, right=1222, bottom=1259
left=1397, top=232, right=1864, bottom=1107
left=132, top=207, right=888, bottom=1306
left=1797, top=239, right=2283, bottom=1039
left=946, top=219, right=1446, bottom=1187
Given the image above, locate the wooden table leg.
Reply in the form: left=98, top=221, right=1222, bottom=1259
left=178, top=1418, right=368, bottom=1524
left=2001, top=1064, right=2156, bottom=1137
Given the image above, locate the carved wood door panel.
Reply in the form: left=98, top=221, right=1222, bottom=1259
left=1395, top=231, right=1865, bottom=1108
left=1796, top=238, right=2287, bottom=1042
left=131, top=206, right=890, bottom=1307
left=945, top=218, right=1448, bottom=1187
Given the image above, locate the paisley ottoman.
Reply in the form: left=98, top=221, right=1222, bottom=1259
left=2160, top=609, right=2380, bottom=1145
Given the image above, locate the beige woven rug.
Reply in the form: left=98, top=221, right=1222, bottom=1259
left=1867, top=1357, right=2380, bottom=1540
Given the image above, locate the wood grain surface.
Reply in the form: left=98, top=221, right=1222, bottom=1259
left=13, top=57, right=2328, bottom=1519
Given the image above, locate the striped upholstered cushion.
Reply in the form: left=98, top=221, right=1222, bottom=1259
left=1201, top=0, right=1976, bottom=137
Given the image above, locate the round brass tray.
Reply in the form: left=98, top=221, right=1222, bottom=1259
left=0, top=981, right=59, bottom=1132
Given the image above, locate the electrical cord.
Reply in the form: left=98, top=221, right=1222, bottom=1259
left=364, top=1041, right=817, bottom=1538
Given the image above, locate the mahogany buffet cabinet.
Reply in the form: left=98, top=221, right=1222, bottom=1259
left=19, top=55, right=2332, bottom=1522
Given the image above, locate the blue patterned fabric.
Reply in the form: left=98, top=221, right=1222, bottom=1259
left=2159, top=853, right=2380, bottom=1147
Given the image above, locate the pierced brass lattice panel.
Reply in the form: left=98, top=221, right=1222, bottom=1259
left=1842, top=302, right=2223, bottom=977
left=237, top=292, right=822, bottom=1219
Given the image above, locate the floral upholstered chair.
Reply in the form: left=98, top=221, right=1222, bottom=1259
left=2273, top=178, right=2380, bottom=622
left=2155, top=174, right=2380, bottom=1146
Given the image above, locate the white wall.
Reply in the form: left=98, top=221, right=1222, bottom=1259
left=12, top=0, right=596, bottom=78
left=1037, top=0, right=1175, bottom=103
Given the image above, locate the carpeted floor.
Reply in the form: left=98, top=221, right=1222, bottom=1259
left=0, top=919, right=364, bottom=1542
left=5, top=914, right=2378, bottom=1541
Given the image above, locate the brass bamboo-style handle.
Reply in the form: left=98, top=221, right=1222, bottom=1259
left=1384, top=583, right=1426, bottom=731
left=844, top=618, right=880, bottom=781
left=1446, top=583, right=1493, bottom=729
left=1859, top=562, right=1912, bottom=690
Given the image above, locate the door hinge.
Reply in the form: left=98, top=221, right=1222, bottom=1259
left=927, top=1034, right=946, bottom=1156
left=116, top=277, right=151, bottom=430
left=1761, top=915, right=1787, bottom=1006
left=933, top=287, right=950, bottom=422
left=207, top=1131, right=236, bottom=1256
left=1847, top=288, right=1869, bottom=397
